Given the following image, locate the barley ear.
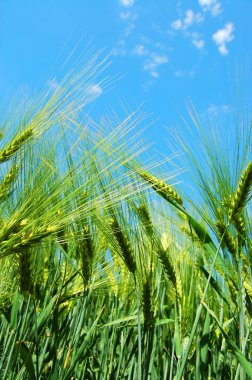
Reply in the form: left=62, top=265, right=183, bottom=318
left=229, top=161, right=252, bottom=221
left=137, top=204, right=154, bottom=237
left=80, top=224, right=95, bottom=286
left=158, top=248, right=178, bottom=295
left=139, top=170, right=183, bottom=207
left=232, top=214, right=246, bottom=243
left=215, top=220, right=236, bottom=256
left=110, top=218, right=136, bottom=275
left=0, top=128, right=33, bottom=163
left=1, top=223, right=57, bottom=256
left=0, top=165, right=18, bottom=202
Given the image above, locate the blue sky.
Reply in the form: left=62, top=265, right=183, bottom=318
left=0, top=0, right=252, bottom=153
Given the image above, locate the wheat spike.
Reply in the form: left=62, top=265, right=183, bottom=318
left=158, top=248, right=177, bottom=294
left=110, top=218, right=136, bottom=274
left=80, top=224, right=95, bottom=286
left=229, top=161, right=252, bottom=221
left=0, top=165, right=18, bottom=202
left=0, top=223, right=57, bottom=256
left=215, top=220, right=236, bottom=256
left=0, top=128, right=33, bottom=163
left=139, top=171, right=183, bottom=206
left=137, top=204, right=154, bottom=237
left=180, top=224, right=202, bottom=247
left=233, top=214, right=246, bottom=243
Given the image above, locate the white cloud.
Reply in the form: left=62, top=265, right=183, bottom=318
left=199, top=0, right=215, bottom=6
left=184, top=9, right=195, bottom=27
left=199, top=0, right=222, bottom=16
left=133, top=44, right=149, bottom=56
left=87, top=84, right=103, bottom=97
left=193, top=38, right=205, bottom=49
left=200, top=103, right=232, bottom=121
left=174, top=70, right=195, bottom=78
left=211, top=3, right=222, bottom=16
left=119, top=0, right=134, bottom=7
left=191, top=32, right=205, bottom=49
left=132, top=40, right=169, bottom=79
left=115, top=3, right=138, bottom=56
left=119, top=10, right=138, bottom=37
left=171, top=9, right=204, bottom=31
left=171, top=11, right=205, bottom=51
left=218, top=44, right=228, bottom=55
left=212, top=22, right=234, bottom=55
left=152, top=54, right=168, bottom=65
left=171, top=19, right=183, bottom=30
left=206, top=104, right=231, bottom=117
left=150, top=71, right=159, bottom=79
left=144, top=53, right=168, bottom=78
left=111, top=39, right=127, bottom=56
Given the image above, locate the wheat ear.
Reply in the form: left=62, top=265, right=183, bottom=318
left=137, top=204, right=154, bottom=237
left=0, top=165, right=18, bottom=201
left=229, top=162, right=252, bottom=221
left=80, top=224, right=95, bottom=286
left=110, top=218, right=136, bottom=274
left=0, top=223, right=57, bottom=256
left=0, top=128, right=33, bottom=163
left=158, top=248, right=178, bottom=295
left=139, top=171, right=183, bottom=206
left=215, top=220, right=236, bottom=256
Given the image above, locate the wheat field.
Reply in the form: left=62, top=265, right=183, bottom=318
left=0, top=55, right=251, bottom=380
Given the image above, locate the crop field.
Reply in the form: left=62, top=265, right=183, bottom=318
left=0, top=54, right=251, bottom=379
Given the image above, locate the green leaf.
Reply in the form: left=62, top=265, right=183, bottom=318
left=175, top=305, right=182, bottom=359
left=30, top=294, right=57, bottom=337
left=16, top=341, right=36, bottom=379
left=187, top=214, right=232, bottom=279
left=200, top=311, right=211, bottom=364
left=62, top=308, right=103, bottom=380
left=101, top=315, right=137, bottom=327
left=187, top=216, right=212, bottom=245
left=202, top=302, right=252, bottom=378
left=199, top=266, right=230, bottom=306
left=155, top=318, right=174, bottom=326
left=10, top=292, right=23, bottom=330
